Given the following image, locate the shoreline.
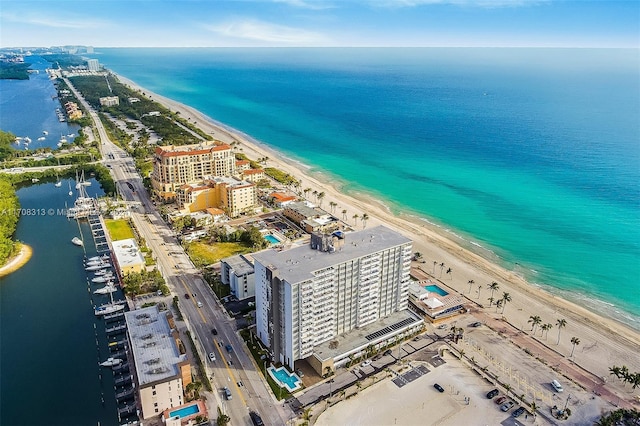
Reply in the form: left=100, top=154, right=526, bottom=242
left=0, top=243, right=33, bottom=278
left=115, top=72, right=640, bottom=395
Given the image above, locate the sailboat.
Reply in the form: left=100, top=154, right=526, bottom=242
left=68, top=181, right=73, bottom=197
left=99, top=357, right=123, bottom=368
left=94, top=291, right=125, bottom=316
left=54, top=163, right=62, bottom=187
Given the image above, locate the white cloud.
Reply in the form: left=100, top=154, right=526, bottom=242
left=376, top=0, right=546, bottom=7
left=3, top=12, right=110, bottom=29
left=272, top=0, right=337, bottom=10
left=205, top=19, right=329, bottom=45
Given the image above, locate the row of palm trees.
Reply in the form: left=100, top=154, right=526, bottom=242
left=527, top=316, right=569, bottom=344
left=609, top=365, right=640, bottom=389
left=300, top=186, right=371, bottom=229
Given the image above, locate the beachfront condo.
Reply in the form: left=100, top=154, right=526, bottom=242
left=151, top=142, right=236, bottom=200
left=252, top=225, right=423, bottom=375
left=175, top=175, right=258, bottom=218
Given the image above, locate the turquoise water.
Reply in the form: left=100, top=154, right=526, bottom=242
left=425, top=285, right=449, bottom=297
left=270, top=367, right=301, bottom=391
left=264, top=234, right=280, bottom=244
left=169, top=403, right=199, bottom=418
left=91, top=48, right=639, bottom=329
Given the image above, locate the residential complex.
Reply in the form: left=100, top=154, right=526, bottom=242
left=220, top=253, right=256, bottom=300
left=112, top=238, right=146, bottom=275
left=151, top=142, right=236, bottom=200
left=176, top=176, right=258, bottom=218
left=282, top=201, right=339, bottom=233
left=252, top=225, right=423, bottom=375
left=124, top=305, right=192, bottom=420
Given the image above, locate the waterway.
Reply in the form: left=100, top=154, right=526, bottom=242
left=0, top=180, right=121, bottom=426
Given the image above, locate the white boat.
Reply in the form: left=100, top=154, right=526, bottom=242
left=99, top=357, right=123, bottom=367
left=31, top=178, right=39, bottom=183
left=86, top=259, right=108, bottom=266
left=71, top=237, right=83, bottom=246
left=43, top=130, right=48, bottom=135
left=91, top=275, right=114, bottom=283
left=95, top=302, right=125, bottom=316
left=88, top=255, right=110, bottom=262
left=37, top=136, right=46, bottom=141
left=24, top=137, right=31, bottom=144
left=81, top=181, right=91, bottom=187
left=59, top=136, right=67, bottom=144
left=94, top=284, right=117, bottom=294
left=86, top=263, right=111, bottom=271
left=54, top=181, right=62, bottom=187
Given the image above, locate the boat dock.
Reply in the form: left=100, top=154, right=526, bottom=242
left=89, top=215, right=111, bottom=253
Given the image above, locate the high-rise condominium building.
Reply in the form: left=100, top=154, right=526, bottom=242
left=252, top=225, right=422, bottom=374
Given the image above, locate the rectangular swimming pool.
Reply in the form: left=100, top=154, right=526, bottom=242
left=424, top=284, right=449, bottom=296
left=264, top=234, right=280, bottom=244
left=169, top=403, right=199, bottom=418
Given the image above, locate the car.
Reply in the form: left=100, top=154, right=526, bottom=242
left=383, top=349, right=393, bottom=356
left=433, top=383, right=445, bottom=393
left=361, top=360, right=372, bottom=367
left=227, top=360, right=233, bottom=366
left=237, top=381, right=244, bottom=387
left=249, top=411, right=264, bottom=426
left=208, top=352, right=216, bottom=362
left=486, top=389, right=499, bottom=399
left=184, top=293, right=190, bottom=299
left=197, top=302, right=203, bottom=308
left=225, top=344, right=233, bottom=353
left=495, top=396, right=507, bottom=405
left=551, top=379, right=564, bottom=392
left=223, top=387, right=232, bottom=400
left=512, top=407, right=526, bottom=418
left=500, top=401, right=515, bottom=412
left=437, top=324, right=448, bottom=330
left=192, top=293, right=196, bottom=297
left=469, top=321, right=482, bottom=327
left=211, top=328, right=218, bottom=335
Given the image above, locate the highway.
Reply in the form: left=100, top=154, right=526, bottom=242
left=64, top=79, right=290, bottom=426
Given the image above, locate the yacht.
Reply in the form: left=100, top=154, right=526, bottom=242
left=91, top=275, right=114, bottom=283
left=86, top=263, right=111, bottom=271
left=99, top=357, right=123, bottom=367
left=87, top=255, right=110, bottom=262
left=37, top=137, right=46, bottom=141
left=71, top=237, right=83, bottom=246
left=43, top=130, right=48, bottom=135
left=94, top=284, right=117, bottom=294
left=94, top=303, right=125, bottom=316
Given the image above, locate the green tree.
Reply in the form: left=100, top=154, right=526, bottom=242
left=501, top=292, right=511, bottom=314
left=570, top=336, right=580, bottom=357
left=488, top=281, right=500, bottom=302
left=361, top=213, right=369, bottom=229
left=556, top=318, right=567, bottom=345
left=528, top=315, right=542, bottom=334
left=216, top=407, right=230, bottom=426
left=467, top=279, right=475, bottom=294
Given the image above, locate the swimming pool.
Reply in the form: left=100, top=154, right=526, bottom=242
left=169, top=403, right=199, bottom=418
left=264, top=234, right=280, bottom=244
left=268, top=366, right=302, bottom=392
left=425, top=284, right=449, bottom=297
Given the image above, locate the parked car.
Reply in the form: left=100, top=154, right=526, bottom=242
left=249, top=411, right=264, bottom=426
left=433, top=383, right=445, bottom=393
left=469, top=321, right=482, bottom=327
left=211, top=328, right=218, bottom=335
left=551, top=379, right=564, bottom=392
left=512, top=407, right=526, bottom=418
left=486, top=389, right=499, bottom=399
left=500, top=401, right=515, bottom=412
left=495, top=396, right=507, bottom=405
left=184, top=293, right=190, bottom=299
left=208, top=352, right=216, bottom=362
left=361, top=360, right=372, bottom=367
left=383, top=349, right=393, bottom=356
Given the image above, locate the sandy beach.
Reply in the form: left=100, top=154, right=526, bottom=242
left=0, top=243, right=32, bottom=278
left=116, top=74, right=640, bottom=407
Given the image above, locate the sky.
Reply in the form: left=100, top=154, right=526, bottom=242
left=1, top=0, right=638, bottom=48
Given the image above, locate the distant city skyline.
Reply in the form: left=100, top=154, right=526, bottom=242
left=1, top=0, right=638, bottom=48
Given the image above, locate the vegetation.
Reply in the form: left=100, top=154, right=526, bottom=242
left=264, top=167, right=298, bottom=186
left=0, top=130, right=17, bottom=161
left=0, top=176, right=20, bottom=265
left=42, top=54, right=87, bottom=68
left=186, top=242, right=250, bottom=267
left=184, top=330, right=213, bottom=392
left=595, top=409, right=640, bottom=426
left=0, top=62, right=32, bottom=80
left=609, top=365, right=640, bottom=389
left=122, top=268, right=168, bottom=297
left=216, top=407, right=230, bottom=426
left=104, top=219, right=135, bottom=241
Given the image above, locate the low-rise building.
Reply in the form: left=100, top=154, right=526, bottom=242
left=99, top=96, right=119, bottom=106
left=270, top=192, right=297, bottom=208
left=176, top=176, right=258, bottom=218
left=125, top=305, right=191, bottom=420
left=242, top=168, right=266, bottom=183
left=220, top=254, right=255, bottom=300
left=407, top=280, right=466, bottom=322
left=283, top=201, right=338, bottom=233
left=111, top=238, right=146, bottom=275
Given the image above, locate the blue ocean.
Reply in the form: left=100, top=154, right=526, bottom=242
left=91, top=48, right=639, bottom=329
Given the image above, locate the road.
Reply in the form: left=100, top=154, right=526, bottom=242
left=64, top=79, right=288, bottom=426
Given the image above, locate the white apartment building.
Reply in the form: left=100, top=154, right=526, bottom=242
left=87, top=58, right=99, bottom=71
left=220, top=254, right=255, bottom=300
left=152, top=142, right=236, bottom=200
left=252, top=225, right=422, bottom=374
left=124, top=306, right=191, bottom=420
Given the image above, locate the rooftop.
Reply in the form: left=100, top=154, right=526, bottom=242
left=221, top=254, right=254, bottom=276
left=112, top=238, right=146, bottom=270
left=252, top=225, right=412, bottom=284
left=155, top=142, right=230, bottom=158
left=125, top=305, right=187, bottom=387
left=284, top=201, right=321, bottom=217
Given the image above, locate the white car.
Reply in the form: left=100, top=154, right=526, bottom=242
left=361, top=360, right=372, bottom=367
left=208, top=352, right=216, bottom=362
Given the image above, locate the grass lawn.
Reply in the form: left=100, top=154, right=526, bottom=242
left=104, top=219, right=135, bottom=241
left=187, top=241, right=251, bottom=266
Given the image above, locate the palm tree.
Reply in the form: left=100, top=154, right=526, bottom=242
left=414, top=252, right=423, bottom=262
left=439, top=262, right=445, bottom=277
left=317, top=191, right=325, bottom=207
left=543, top=323, right=553, bottom=339
left=342, top=209, right=347, bottom=220
left=476, top=285, right=483, bottom=300
left=541, top=323, right=550, bottom=338
left=361, top=213, right=369, bottom=229
left=609, top=365, right=622, bottom=380
left=487, top=296, right=495, bottom=307
left=445, top=267, right=452, bottom=279
left=467, top=279, right=475, bottom=294
left=312, top=190, right=318, bottom=202
left=570, top=336, right=580, bottom=357
left=504, top=383, right=512, bottom=397
left=433, top=261, right=438, bottom=274
left=488, top=281, right=500, bottom=301
left=528, top=315, right=542, bottom=334
left=556, top=318, right=567, bottom=345
left=630, top=372, right=640, bottom=389
left=352, top=214, right=359, bottom=226
left=329, top=201, right=337, bottom=213
left=501, top=292, right=511, bottom=314
left=495, top=299, right=502, bottom=313
left=530, top=401, right=539, bottom=419
left=304, top=187, right=311, bottom=199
